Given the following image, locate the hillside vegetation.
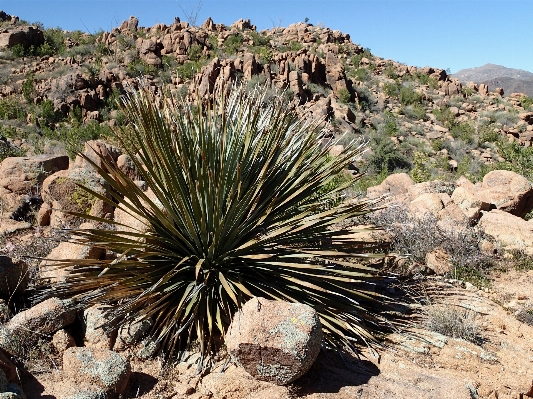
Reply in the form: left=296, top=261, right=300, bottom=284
left=1, top=12, right=532, bottom=189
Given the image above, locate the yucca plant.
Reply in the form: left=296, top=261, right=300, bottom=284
left=46, top=82, right=396, bottom=359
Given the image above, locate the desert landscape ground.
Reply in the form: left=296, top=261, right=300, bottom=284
left=0, top=9, right=533, bottom=399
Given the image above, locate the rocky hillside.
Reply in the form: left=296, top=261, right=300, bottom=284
left=1, top=10, right=533, bottom=399
left=453, top=63, right=533, bottom=97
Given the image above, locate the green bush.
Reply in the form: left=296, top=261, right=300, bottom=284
left=496, top=140, right=533, bottom=181
left=414, top=72, right=439, bottom=90
left=450, top=122, right=475, bottom=144
left=399, top=85, right=423, bottom=106
left=176, top=60, right=206, bottom=80
left=520, top=95, right=533, bottom=110
left=400, top=104, right=427, bottom=121
left=45, top=121, right=111, bottom=159
left=0, top=97, right=26, bottom=120
left=250, top=31, right=269, bottom=46
left=289, top=40, right=303, bottom=52
left=47, top=83, right=396, bottom=359
left=223, top=33, right=243, bottom=55
left=337, top=87, right=351, bottom=104
left=349, top=67, right=371, bottom=82
left=478, top=124, right=500, bottom=143
left=187, top=44, right=203, bottom=62
left=433, top=106, right=455, bottom=128
left=39, top=99, right=63, bottom=124
left=383, top=63, right=398, bottom=79
left=0, top=139, right=24, bottom=162
left=255, top=46, right=273, bottom=64
left=126, top=57, right=159, bottom=78
left=410, top=152, right=431, bottom=183
left=368, top=134, right=410, bottom=174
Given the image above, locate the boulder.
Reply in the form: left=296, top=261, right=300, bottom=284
left=0, top=154, right=69, bottom=195
left=0, top=154, right=69, bottom=218
left=474, top=170, right=533, bottom=217
left=367, top=173, right=414, bottom=199
left=0, top=219, right=31, bottom=236
left=407, top=180, right=455, bottom=201
left=73, top=140, right=121, bottom=173
left=409, top=193, right=450, bottom=218
left=425, top=248, right=453, bottom=275
left=113, top=317, right=152, bottom=351
left=0, top=256, right=29, bottom=297
left=225, top=297, right=322, bottom=385
left=62, top=347, right=131, bottom=396
left=0, top=25, right=44, bottom=50
left=51, top=329, right=76, bottom=353
left=113, top=188, right=165, bottom=234
left=39, top=223, right=105, bottom=284
left=478, top=210, right=533, bottom=255
left=0, top=297, right=76, bottom=355
left=41, top=168, right=112, bottom=228
left=83, top=305, right=117, bottom=350
left=451, top=186, right=490, bottom=222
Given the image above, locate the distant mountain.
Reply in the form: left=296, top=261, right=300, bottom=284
left=452, top=64, right=533, bottom=97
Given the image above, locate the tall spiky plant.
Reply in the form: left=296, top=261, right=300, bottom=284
left=47, top=82, right=396, bottom=358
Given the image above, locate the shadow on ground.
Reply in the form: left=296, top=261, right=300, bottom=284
left=293, top=350, right=380, bottom=395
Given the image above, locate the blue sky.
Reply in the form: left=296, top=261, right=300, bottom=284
left=2, top=0, right=531, bottom=74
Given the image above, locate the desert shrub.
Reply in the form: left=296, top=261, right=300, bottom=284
left=246, top=74, right=267, bottom=92
left=425, top=305, right=481, bottom=343
left=450, top=122, right=475, bottom=144
left=187, top=44, right=203, bottom=62
left=433, top=106, right=455, bottom=128
left=515, top=304, right=533, bottom=326
left=410, top=151, right=431, bottom=183
left=255, top=46, right=273, bottom=64
left=494, top=110, right=519, bottom=127
left=250, top=31, right=269, bottom=46
left=383, top=63, right=398, bottom=79
left=45, top=121, right=111, bottom=159
left=368, top=205, right=493, bottom=286
left=337, top=87, right=351, bottom=104
left=42, top=27, right=66, bottom=55
left=349, top=67, right=371, bottom=82
left=176, top=60, right=206, bottom=80
left=307, top=83, right=331, bottom=98
left=367, top=134, right=410, bottom=174
left=520, top=95, right=533, bottom=110
left=66, top=43, right=95, bottom=58
left=400, top=104, right=427, bottom=121
left=126, top=57, right=159, bottom=77
left=45, top=83, right=397, bottom=360
left=478, top=124, right=501, bottom=143
left=289, top=40, right=303, bottom=52
left=39, top=99, right=64, bottom=124
left=0, top=97, right=26, bottom=120
left=383, top=81, right=400, bottom=98
left=414, top=72, right=439, bottom=90
left=353, top=85, right=374, bottom=111
left=223, top=33, right=243, bottom=54
left=0, top=139, right=24, bottom=162
left=351, top=48, right=372, bottom=67
left=496, top=140, right=533, bottom=181
left=399, top=85, right=423, bottom=106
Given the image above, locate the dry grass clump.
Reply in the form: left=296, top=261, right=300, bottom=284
left=515, top=304, right=533, bottom=326
left=424, top=305, right=481, bottom=344
left=366, top=205, right=495, bottom=285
